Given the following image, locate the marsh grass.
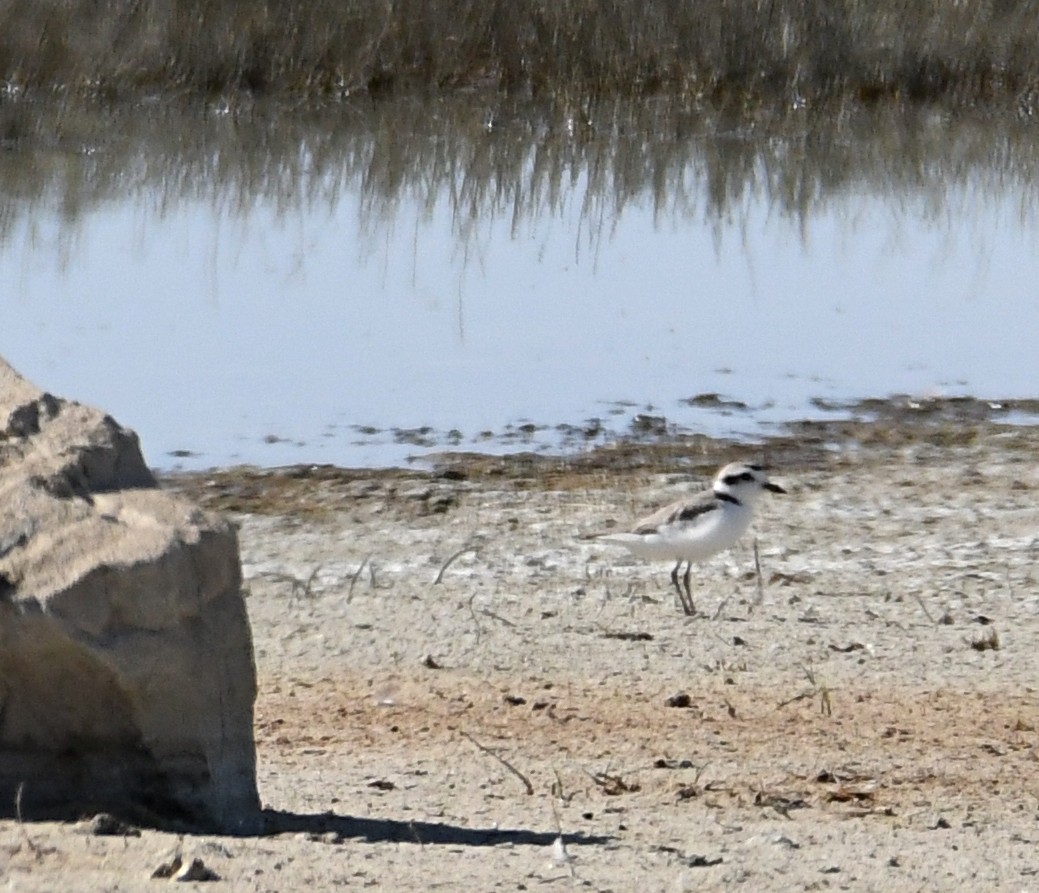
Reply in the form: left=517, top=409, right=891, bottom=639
left=2, top=0, right=1039, bottom=103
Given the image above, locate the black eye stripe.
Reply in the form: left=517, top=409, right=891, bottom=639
left=722, top=469, right=763, bottom=486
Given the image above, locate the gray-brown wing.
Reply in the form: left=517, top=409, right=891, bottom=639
left=632, top=494, right=720, bottom=535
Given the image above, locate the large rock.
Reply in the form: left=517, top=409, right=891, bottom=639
left=0, top=358, right=260, bottom=832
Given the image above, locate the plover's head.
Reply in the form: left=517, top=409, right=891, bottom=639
left=712, top=462, right=786, bottom=505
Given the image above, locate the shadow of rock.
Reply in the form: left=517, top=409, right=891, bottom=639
left=260, top=809, right=614, bottom=848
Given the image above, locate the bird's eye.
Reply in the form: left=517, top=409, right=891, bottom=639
left=740, top=472, right=754, bottom=482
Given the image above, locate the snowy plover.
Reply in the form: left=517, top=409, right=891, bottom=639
left=595, top=461, right=785, bottom=616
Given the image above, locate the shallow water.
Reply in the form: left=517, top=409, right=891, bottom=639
left=2, top=98, right=1038, bottom=469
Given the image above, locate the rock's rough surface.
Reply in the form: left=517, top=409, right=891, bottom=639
left=0, top=359, right=260, bottom=832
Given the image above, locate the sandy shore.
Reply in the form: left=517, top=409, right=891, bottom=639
left=4, top=412, right=1039, bottom=891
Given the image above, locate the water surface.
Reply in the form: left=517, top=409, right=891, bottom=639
left=2, top=98, right=1038, bottom=469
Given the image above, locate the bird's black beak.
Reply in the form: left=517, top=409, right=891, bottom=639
left=765, top=482, right=786, bottom=494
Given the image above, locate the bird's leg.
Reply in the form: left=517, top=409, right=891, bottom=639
left=682, top=562, right=696, bottom=617
left=670, top=561, right=689, bottom=614
left=671, top=560, right=695, bottom=616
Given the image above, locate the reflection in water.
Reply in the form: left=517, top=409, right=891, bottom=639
left=2, top=97, right=1039, bottom=468
left=5, top=97, right=1039, bottom=245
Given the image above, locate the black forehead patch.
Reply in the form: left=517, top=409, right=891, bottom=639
left=747, top=463, right=765, bottom=471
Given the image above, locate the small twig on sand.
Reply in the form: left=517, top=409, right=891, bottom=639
left=549, top=787, right=577, bottom=878
left=434, top=546, right=480, bottom=584
left=466, top=591, right=516, bottom=649
left=776, top=664, right=833, bottom=715
left=460, top=731, right=534, bottom=795
left=753, top=538, right=765, bottom=609
left=550, top=767, right=575, bottom=804
left=15, top=784, right=44, bottom=861
left=467, top=591, right=482, bottom=641
left=347, top=555, right=371, bottom=601
left=465, top=590, right=488, bottom=645
left=914, top=593, right=936, bottom=624
left=301, top=564, right=322, bottom=598
left=253, top=567, right=322, bottom=600
left=480, top=608, right=516, bottom=627
left=406, top=820, right=423, bottom=846
left=775, top=689, right=817, bottom=710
